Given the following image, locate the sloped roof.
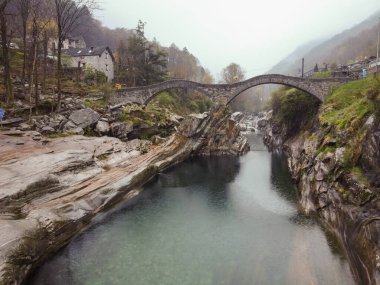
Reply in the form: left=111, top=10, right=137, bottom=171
left=67, top=35, right=85, bottom=42
left=64, top=46, right=115, bottom=61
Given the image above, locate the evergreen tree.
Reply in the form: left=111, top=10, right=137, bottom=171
left=124, top=20, right=168, bottom=86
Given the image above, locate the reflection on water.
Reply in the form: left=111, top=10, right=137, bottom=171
left=28, top=134, right=354, bottom=285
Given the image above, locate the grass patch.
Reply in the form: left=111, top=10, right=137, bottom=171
left=122, top=105, right=169, bottom=127
left=96, top=153, right=109, bottom=160
left=351, top=167, right=370, bottom=187
left=46, top=132, right=76, bottom=139
left=320, top=78, right=376, bottom=130
left=311, top=71, right=332, bottom=79
left=317, top=77, right=380, bottom=172
left=84, top=99, right=108, bottom=111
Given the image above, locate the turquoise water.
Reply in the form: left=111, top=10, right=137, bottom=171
left=28, top=134, right=354, bottom=285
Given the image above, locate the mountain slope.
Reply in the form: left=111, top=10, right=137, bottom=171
left=270, top=10, right=380, bottom=75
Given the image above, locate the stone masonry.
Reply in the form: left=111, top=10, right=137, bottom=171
left=110, top=74, right=352, bottom=106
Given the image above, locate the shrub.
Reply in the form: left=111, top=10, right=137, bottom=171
left=271, top=87, right=320, bottom=136
left=156, top=92, right=174, bottom=107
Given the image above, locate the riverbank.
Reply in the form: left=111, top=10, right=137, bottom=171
left=261, top=78, right=380, bottom=284
left=0, top=105, right=249, bottom=284
left=27, top=133, right=354, bottom=285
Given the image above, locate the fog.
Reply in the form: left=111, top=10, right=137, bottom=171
left=95, top=0, right=380, bottom=78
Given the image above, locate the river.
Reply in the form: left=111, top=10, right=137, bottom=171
left=28, top=134, right=354, bottom=285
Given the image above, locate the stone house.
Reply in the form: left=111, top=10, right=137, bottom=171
left=65, top=46, right=115, bottom=82
left=48, top=36, right=86, bottom=55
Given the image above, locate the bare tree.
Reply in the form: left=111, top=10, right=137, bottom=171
left=42, top=30, right=48, bottom=94
left=54, top=0, right=98, bottom=111
left=28, top=0, right=53, bottom=116
left=0, top=0, right=13, bottom=103
left=17, top=0, right=30, bottom=83
left=221, top=63, right=245, bottom=84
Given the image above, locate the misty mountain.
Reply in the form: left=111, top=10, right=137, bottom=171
left=270, top=10, right=380, bottom=75
left=268, top=38, right=326, bottom=75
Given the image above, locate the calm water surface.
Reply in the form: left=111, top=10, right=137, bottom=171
left=28, top=134, right=354, bottom=285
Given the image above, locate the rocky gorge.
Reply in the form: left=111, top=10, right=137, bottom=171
left=0, top=104, right=249, bottom=285
left=260, top=79, right=380, bottom=284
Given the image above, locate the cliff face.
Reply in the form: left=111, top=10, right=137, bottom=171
left=0, top=105, right=248, bottom=285
left=178, top=107, right=249, bottom=156
left=262, top=111, right=380, bottom=284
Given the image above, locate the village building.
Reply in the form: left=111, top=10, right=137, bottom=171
left=64, top=46, right=115, bottom=82
left=48, top=36, right=86, bottom=55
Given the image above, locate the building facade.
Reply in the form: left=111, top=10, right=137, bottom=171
left=48, top=36, right=87, bottom=55
left=65, top=47, right=115, bottom=82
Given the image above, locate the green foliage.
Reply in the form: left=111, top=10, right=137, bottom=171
left=96, top=153, right=109, bottom=161
left=156, top=92, right=174, bottom=106
left=154, top=90, right=213, bottom=115
left=84, top=69, right=107, bottom=85
left=311, top=71, right=332, bottom=79
left=84, top=99, right=108, bottom=111
left=318, top=77, right=379, bottom=175
left=62, top=54, right=73, bottom=67
left=99, top=83, right=115, bottom=102
left=320, top=78, right=376, bottom=131
left=122, top=105, right=166, bottom=127
left=116, top=20, right=168, bottom=86
left=351, top=167, right=370, bottom=187
left=46, top=132, right=76, bottom=139
left=364, top=75, right=380, bottom=122
left=271, top=87, right=320, bottom=136
left=0, top=101, right=11, bottom=109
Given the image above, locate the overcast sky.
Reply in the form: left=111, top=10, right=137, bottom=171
left=95, top=0, right=380, bottom=79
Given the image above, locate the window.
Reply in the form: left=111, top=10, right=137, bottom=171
left=106, top=64, right=108, bottom=71
left=105, top=52, right=108, bottom=60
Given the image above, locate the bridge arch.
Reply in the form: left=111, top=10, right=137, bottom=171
left=143, top=81, right=213, bottom=106
left=225, top=80, right=321, bottom=105
left=112, top=74, right=351, bottom=106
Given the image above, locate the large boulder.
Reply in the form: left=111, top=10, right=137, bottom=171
left=178, top=113, right=208, bottom=138
left=96, top=121, right=110, bottom=135
left=110, top=121, right=133, bottom=140
left=40, top=126, right=55, bottom=134
left=49, top=114, right=68, bottom=131
left=231, top=112, right=243, bottom=122
left=169, top=114, right=185, bottom=125
left=69, top=108, right=100, bottom=129
left=257, top=119, right=269, bottom=129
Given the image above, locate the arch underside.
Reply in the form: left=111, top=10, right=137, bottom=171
left=144, top=86, right=212, bottom=105
left=226, top=81, right=320, bottom=104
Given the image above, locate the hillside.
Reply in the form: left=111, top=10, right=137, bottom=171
left=268, top=38, right=326, bottom=74
left=270, top=10, right=380, bottom=75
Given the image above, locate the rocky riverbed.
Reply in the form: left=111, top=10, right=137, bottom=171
left=0, top=104, right=248, bottom=284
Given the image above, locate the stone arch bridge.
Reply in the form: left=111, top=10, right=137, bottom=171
left=111, top=74, right=351, bottom=106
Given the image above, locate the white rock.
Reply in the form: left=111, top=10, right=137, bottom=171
left=96, top=121, right=110, bottom=134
